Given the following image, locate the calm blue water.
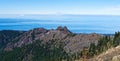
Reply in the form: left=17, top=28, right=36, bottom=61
left=0, top=15, right=120, bottom=34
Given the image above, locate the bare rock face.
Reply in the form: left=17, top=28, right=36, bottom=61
left=14, top=28, right=48, bottom=47
left=64, top=33, right=101, bottom=54
left=56, top=26, right=72, bottom=34
left=4, top=28, right=48, bottom=51
left=4, top=26, right=102, bottom=54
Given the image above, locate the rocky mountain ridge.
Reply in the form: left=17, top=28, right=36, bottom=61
left=0, top=30, right=25, bottom=49
left=4, top=26, right=101, bottom=54
left=1, top=26, right=120, bottom=61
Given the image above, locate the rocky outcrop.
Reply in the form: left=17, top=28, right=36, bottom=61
left=4, top=26, right=101, bottom=54
left=14, top=28, right=47, bottom=47
left=4, top=28, right=48, bottom=51
left=56, top=26, right=72, bottom=34
left=64, top=33, right=101, bottom=54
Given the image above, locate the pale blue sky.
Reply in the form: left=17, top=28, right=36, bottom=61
left=0, top=0, right=120, bottom=15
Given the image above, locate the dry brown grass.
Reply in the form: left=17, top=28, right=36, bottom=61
left=88, top=45, right=120, bottom=61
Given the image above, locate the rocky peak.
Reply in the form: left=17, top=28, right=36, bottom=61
left=56, top=26, right=71, bottom=34
left=56, top=26, right=67, bottom=31
left=5, top=28, right=48, bottom=49
left=33, top=28, right=47, bottom=34
left=4, top=26, right=101, bottom=52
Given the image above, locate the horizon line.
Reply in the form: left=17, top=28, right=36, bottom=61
left=0, top=14, right=120, bottom=16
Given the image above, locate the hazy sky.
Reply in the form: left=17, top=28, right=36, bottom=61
left=0, top=0, right=120, bottom=15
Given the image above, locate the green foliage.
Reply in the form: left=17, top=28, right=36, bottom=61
left=0, top=30, right=25, bottom=49
left=113, top=32, right=120, bottom=47
left=97, top=36, right=109, bottom=53
left=87, top=32, right=120, bottom=58
left=88, top=43, right=96, bottom=56
left=0, top=40, right=70, bottom=61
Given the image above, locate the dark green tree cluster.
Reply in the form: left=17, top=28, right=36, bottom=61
left=88, top=32, right=120, bottom=58
left=0, top=40, right=70, bottom=61
left=88, top=43, right=96, bottom=56
left=113, top=32, right=120, bottom=47
left=97, top=36, right=111, bottom=53
left=88, top=36, right=112, bottom=58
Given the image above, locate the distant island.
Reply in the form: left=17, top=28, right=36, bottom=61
left=0, top=26, right=120, bottom=61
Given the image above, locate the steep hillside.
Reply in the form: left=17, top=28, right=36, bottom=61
left=0, top=40, right=68, bottom=61
left=4, top=26, right=101, bottom=54
left=0, top=30, right=25, bottom=49
left=88, top=45, right=120, bottom=61
left=0, top=26, right=110, bottom=61
left=86, top=32, right=120, bottom=61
